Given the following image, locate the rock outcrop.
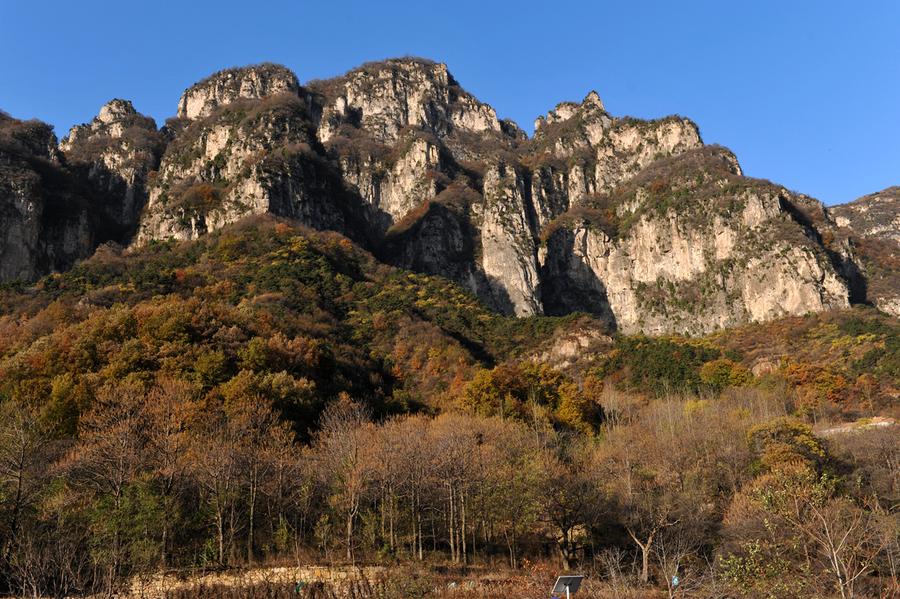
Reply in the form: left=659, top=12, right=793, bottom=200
left=538, top=147, right=850, bottom=334
left=60, top=99, right=165, bottom=238
left=137, top=91, right=367, bottom=244
left=369, top=82, right=707, bottom=316
left=0, top=114, right=95, bottom=281
left=832, top=187, right=900, bottom=244
left=177, top=63, right=300, bottom=120
left=310, top=58, right=504, bottom=144
left=479, top=162, right=542, bottom=316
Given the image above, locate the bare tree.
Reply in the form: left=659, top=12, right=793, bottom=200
left=58, top=381, right=149, bottom=583
left=312, top=396, right=372, bottom=564
left=0, top=400, right=47, bottom=558
left=188, top=401, right=242, bottom=565
left=224, top=393, right=296, bottom=564
left=539, top=440, right=605, bottom=570
left=796, top=497, right=886, bottom=599
left=144, top=377, right=198, bottom=566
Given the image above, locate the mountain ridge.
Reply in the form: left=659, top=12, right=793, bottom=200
left=2, top=58, right=898, bottom=334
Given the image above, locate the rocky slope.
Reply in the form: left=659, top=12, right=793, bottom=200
left=829, top=188, right=900, bottom=317
left=538, top=146, right=851, bottom=334
left=177, top=63, right=300, bottom=120
left=1, top=58, right=896, bottom=335
left=832, top=187, right=900, bottom=243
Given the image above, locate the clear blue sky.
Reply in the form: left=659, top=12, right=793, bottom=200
left=2, top=0, right=898, bottom=205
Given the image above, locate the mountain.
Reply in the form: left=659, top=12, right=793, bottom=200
left=1, top=58, right=898, bottom=335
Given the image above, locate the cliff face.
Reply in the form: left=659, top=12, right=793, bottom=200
left=136, top=71, right=371, bottom=244
left=832, top=187, right=900, bottom=244
left=0, top=114, right=95, bottom=281
left=370, top=85, right=708, bottom=317
left=311, top=59, right=505, bottom=145
left=1, top=58, right=891, bottom=335
left=61, top=99, right=165, bottom=239
left=539, top=147, right=850, bottom=334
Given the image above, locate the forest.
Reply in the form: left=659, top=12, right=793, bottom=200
left=0, top=219, right=897, bottom=598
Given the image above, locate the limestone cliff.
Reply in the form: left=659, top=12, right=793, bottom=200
left=539, top=147, right=850, bottom=334
left=832, top=187, right=900, bottom=244
left=136, top=93, right=369, bottom=244
left=310, top=58, right=505, bottom=145
left=177, top=63, right=300, bottom=120
left=479, top=161, right=542, bottom=316
left=130, top=59, right=872, bottom=330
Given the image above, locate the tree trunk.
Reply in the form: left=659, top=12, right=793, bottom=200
left=416, top=491, right=424, bottom=560
left=161, top=525, right=168, bottom=567
left=387, top=491, right=394, bottom=553
left=559, top=527, right=573, bottom=570
left=627, top=528, right=653, bottom=583
left=247, top=464, right=257, bottom=565
left=641, top=544, right=650, bottom=584
left=346, top=512, right=354, bottom=563
left=216, top=509, right=225, bottom=565
left=461, top=493, right=468, bottom=565
left=505, top=529, right=517, bottom=569
left=448, top=483, right=456, bottom=562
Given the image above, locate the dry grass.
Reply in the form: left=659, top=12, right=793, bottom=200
left=151, top=562, right=669, bottom=599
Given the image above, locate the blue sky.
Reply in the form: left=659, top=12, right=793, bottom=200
left=2, top=0, right=898, bottom=205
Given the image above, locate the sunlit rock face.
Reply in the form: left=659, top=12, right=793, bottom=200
left=538, top=147, right=850, bottom=334
left=311, top=58, right=503, bottom=144
left=176, top=63, right=300, bottom=121
left=832, top=187, right=900, bottom=244
left=137, top=89, right=359, bottom=245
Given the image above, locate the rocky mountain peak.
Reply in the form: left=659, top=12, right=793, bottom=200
left=583, top=90, right=604, bottom=109
left=0, top=113, right=61, bottom=161
left=0, top=114, right=95, bottom=281
left=534, top=90, right=606, bottom=131
left=97, top=98, right=137, bottom=124
left=58, top=99, right=165, bottom=237
left=3, top=57, right=896, bottom=337
left=828, top=187, right=900, bottom=317
left=311, top=57, right=504, bottom=144
left=176, top=63, right=300, bottom=120
left=60, top=98, right=155, bottom=151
